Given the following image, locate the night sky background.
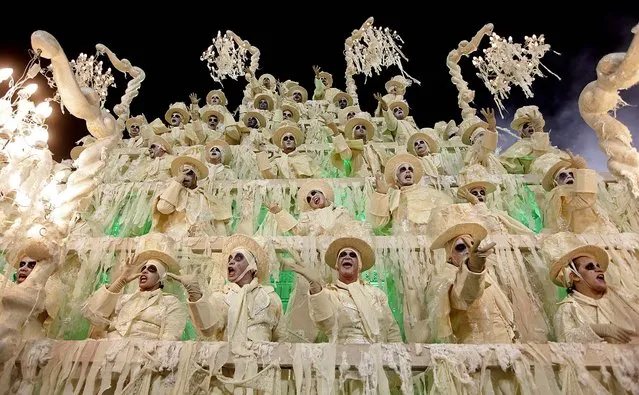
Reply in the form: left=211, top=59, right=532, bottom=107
left=1, top=9, right=638, bottom=171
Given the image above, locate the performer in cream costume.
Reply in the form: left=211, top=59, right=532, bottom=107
left=374, top=75, right=409, bottom=117
left=202, top=139, right=236, bottom=181
left=198, top=104, right=226, bottom=141
left=175, top=234, right=285, bottom=342
left=256, top=122, right=319, bottom=179
left=82, top=233, right=187, bottom=340
left=123, top=115, right=151, bottom=149
left=268, top=180, right=359, bottom=236
left=312, top=66, right=340, bottom=102
left=406, top=128, right=442, bottom=182
left=330, top=112, right=387, bottom=177
left=152, top=156, right=230, bottom=239
left=0, top=239, right=62, bottom=362
left=425, top=204, right=518, bottom=344
left=242, top=70, right=277, bottom=107
left=544, top=231, right=639, bottom=343
left=287, top=234, right=402, bottom=344
left=375, top=93, right=418, bottom=144
left=461, top=109, right=507, bottom=174
left=368, top=153, right=453, bottom=233
left=164, top=102, right=205, bottom=147
left=532, top=152, right=619, bottom=233
left=499, top=105, right=558, bottom=174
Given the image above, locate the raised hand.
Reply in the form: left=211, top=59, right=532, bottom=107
left=108, top=254, right=142, bottom=292
left=374, top=93, right=388, bottom=111
left=480, top=108, right=496, bottom=131
left=458, top=187, right=480, bottom=205
left=284, top=259, right=322, bottom=294
left=313, top=65, right=321, bottom=77
left=466, top=237, right=496, bottom=273
left=167, top=273, right=203, bottom=302
left=189, top=93, right=200, bottom=105
left=268, top=203, right=281, bottom=214
left=374, top=171, right=389, bottom=194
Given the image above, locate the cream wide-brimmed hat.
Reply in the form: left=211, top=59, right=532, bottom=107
left=258, top=74, right=276, bottom=88
left=344, top=112, right=375, bottom=140
left=242, top=111, right=267, bottom=129
left=531, top=152, right=575, bottom=192
left=253, top=93, right=275, bottom=111
left=338, top=105, right=361, bottom=125
left=206, top=90, right=228, bottom=106
left=434, top=120, right=459, bottom=141
left=384, top=153, right=424, bottom=186
left=287, top=85, right=308, bottom=103
left=126, top=115, right=147, bottom=131
left=164, top=102, right=190, bottom=124
left=272, top=122, right=305, bottom=149
left=13, top=239, right=53, bottom=269
left=325, top=235, right=375, bottom=272
left=542, top=231, right=609, bottom=287
left=200, top=105, right=226, bottom=124
left=70, top=146, right=85, bottom=160
left=385, top=75, right=410, bottom=94
left=407, top=129, right=439, bottom=155
left=281, top=102, right=300, bottom=122
left=132, top=233, right=179, bottom=274
left=222, top=234, right=270, bottom=283
left=429, top=204, right=488, bottom=251
left=388, top=100, right=409, bottom=117
left=297, top=179, right=334, bottom=212
left=205, top=139, right=232, bottom=165
left=170, top=156, right=209, bottom=180
left=332, top=91, right=354, bottom=107
left=148, top=135, right=173, bottom=154
left=510, top=105, right=545, bottom=133
left=459, top=115, right=489, bottom=145
left=456, top=164, right=497, bottom=199
left=223, top=122, right=249, bottom=145
left=148, top=118, right=170, bottom=135
left=318, top=71, right=333, bottom=87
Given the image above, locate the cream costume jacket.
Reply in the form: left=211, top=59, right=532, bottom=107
left=312, top=77, right=339, bottom=102
left=188, top=279, right=285, bottom=342
left=426, top=261, right=517, bottom=344
left=83, top=286, right=187, bottom=340
left=153, top=179, right=230, bottom=239
left=464, top=144, right=507, bottom=175
left=204, top=163, right=237, bottom=181
left=309, top=280, right=402, bottom=344
left=555, top=288, right=639, bottom=343
left=465, top=203, right=533, bottom=236
left=543, top=185, right=618, bottom=234
left=382, top=111, right=417, bottom=145
left=258, top=151, right=320, bottom=179
left=168, top=122, right=206, bottom=147
left=125, top=154, right=175, bottom=182
left=332, top=135, right=386, bottom=178
left=273, top=205, right=358, bottom=236
left=499, top=133, right=557, bottom=174
left=368, top=185, right=453, bottom=233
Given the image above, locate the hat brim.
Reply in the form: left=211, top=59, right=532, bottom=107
left=134, top=250, right=179, bottom=274
left=389, top=101, right=409, bottom=117
left=344, top=118, right=375, bottom=140
left=430, top=222, right=488, bottom=251
left=273, top=125, right=304, bottom=148
left=205, top=139, right=232, bottom=165
left=385, top=80, right=407, bottom=93
left=318, top=72, right=333, bottom=87
left=542, top=160, right=572, bottom=191
left=281, top=104, right=300, bottom=122
left=297, top=180, right=334, bottom=212
left=222, top=234, right=269, bottom=283
left=332, top=92, right=353, bottom=107
left=149, top=135, right=172, bottom=154
left=201, top=109, right=225, bottom=124
left=407, top=132, right=439, bottom=155
left=171, top=156, right=209, bottom=179
left=242, top=111, right=267, bottom=128
left=206, top=90, right=227, bottom=106
left=13, top=240, right=52, bottom=269
left=461, top=121, right=489, bottom=145
left=457, top=181, right=496, bottom=198
left=549, top=245, right=609, bottom=287
left=325, top=237, right=375, bottom=272
left=253, top=94, right=274, bottom=111
left=384, top=154, right=425, bottom=186
left=288, top=86, right=308, bottom=103
left=165, top=107, right=190, bottom=125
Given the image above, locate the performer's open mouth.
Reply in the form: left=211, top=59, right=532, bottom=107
left=140, top=274, right=147, bottom=283
left=313, top=196, right=321, bottom=205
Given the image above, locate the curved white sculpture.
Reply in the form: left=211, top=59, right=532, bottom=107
left=579, top=23, right=639, bottom=198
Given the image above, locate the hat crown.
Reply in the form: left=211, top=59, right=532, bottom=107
left=427, top=204, right=486, bottom=248
left=457, top=164, right=496, bottom=189
left=541, top=232, right=584, bottom=268
left=134, top=233, right=178, bottom=272
left=511, top=105, right=545, bottom=131
left=168, top=102, right=188, bottom=113
left=531, top=152, right=570, bottom=184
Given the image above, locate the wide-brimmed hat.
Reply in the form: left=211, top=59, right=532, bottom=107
left=164, top=102, right=190, bottom=125
left=434, top=120, right=459, bottom=141
left=126, top=115, right=147, bottom=131
left=280, top=102, right=300, bottom=122
left=338, top=105, right=361, bottom=125
left=200, top=105, right=226, bottom=124
left=531, top=152, right=574, bottom=191
left=272, top=122, right=304, bottom=149
left=170, top=156, right=209, bottom=179
left=511, top=105, right=545, bottom=133
left=429, top=204, right=488, bottom=251
left=297, top=180, right=334, bottom=212
left=242, top=111, right=267, bottom=129
left=407, top=129, right=439, bottom=155
left=388, top=101, right=409, bottom=117
left=258, top=74, right=276, bottom=88
left=456, top=164, right=497, bottom=199
left=149, top=118, right=170, bottom=135
left=344, top=112, right=375, bottom=140
left=318, top=71, right=333, bottom=87
left=325, top=236, right=375, bottom=272
left=332, top=91, right=353, bottom=107
left=460, top=115, right=489, bottom=145
left=223, top=122, right=249, bottom=145
left=222, top=234, right=270, bottom=283
left=133, top=233, right=179, bottom=274
left=253, top=93, right=275, bottom=111
left=287, top=85, right=308, bottom=103
left=148, top=135, right=173, bottom=154
left=205, top=139, right=232, bottom=165
left=385, top=75, right=410, bottom=94
left=206, top=90, right=227, bottom=106
left=384, top=153, right=424, bottom=186
left=542, top=232, right=609, bottom=287
left=13, top=239, right=52, bottom=269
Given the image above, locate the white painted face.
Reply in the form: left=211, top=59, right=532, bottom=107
left=392, top=105, right=405, bottom=120
left=129, top=124, right=140, bottom=137
left=170, top=112, right=183, bottom=127
left=395, top=162, right=414, bottom=187
left=207, top=115, right=220, bottom=129
left=554, top=168, right=574, bottom=186
left=413, top=139, right=429, bottom=157
left=469, top=186, right=487, bottom=202
left=283, top=109, right=294, bottom=121
left=148, top=143, right=166, bottom=159
left=281, top=132, right=296, bottom=151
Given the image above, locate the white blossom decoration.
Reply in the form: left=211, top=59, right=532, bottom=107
left=472, top=33, right=559, bottom=115
left=201, top=31, right=248, bottom=83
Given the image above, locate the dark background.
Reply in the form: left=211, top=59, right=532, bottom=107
left=1, top=9, right=638, bottom=171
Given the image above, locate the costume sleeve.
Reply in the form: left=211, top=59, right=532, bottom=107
left=187, top=292, right=228, bottom=339
left=449, top=263, right=486, bottom=311
left=82, top=285, right=122, bottom=330
left=308, top=288, right=337, bottom=335
left=160, top=295, right=188, bottom=341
